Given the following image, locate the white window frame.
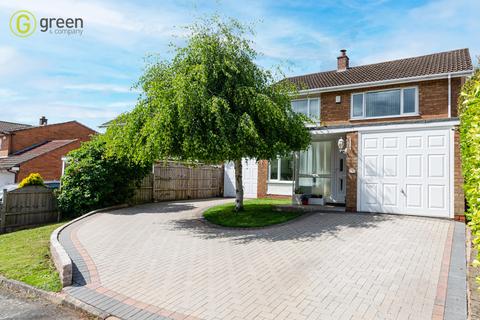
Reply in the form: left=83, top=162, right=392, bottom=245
left=268, top=156, right=293, bottom=183
left=291, top=97, right=321, bottom=122
left=350, top=86, right=419, bottom=120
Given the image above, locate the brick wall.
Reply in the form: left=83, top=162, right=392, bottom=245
left=257, top=160, right=268, bottom=198
left=305, top=78, right=464, bottom=126
left=0, top=135, right=10, bottom=157
left=345, top=132, right=358, bottom=212
left=454, top=128, right=465, bottom=220
left=10, top=121, right=95, bottom=154
left=16, top=140, right=81, bottom=182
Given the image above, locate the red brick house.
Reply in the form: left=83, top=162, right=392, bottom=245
left=0, top=118, right=96, bottom=187
left=224, top=48, right=473, bottom=220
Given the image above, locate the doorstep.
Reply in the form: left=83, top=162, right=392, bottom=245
left=274, top=204, right=346, bottom=213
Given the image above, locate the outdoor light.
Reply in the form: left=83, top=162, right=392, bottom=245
left=338, top=137, right=350, bottom=154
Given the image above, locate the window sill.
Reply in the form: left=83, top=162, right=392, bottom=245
left=267, top=180, right=293, bottom=184
left=350, top=113, right=420, bottom=121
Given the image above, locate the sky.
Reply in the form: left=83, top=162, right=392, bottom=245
left=0, top=0, right=478, bottom=131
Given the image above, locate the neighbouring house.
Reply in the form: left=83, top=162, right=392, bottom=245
left=0, top=117, right=96, bottom=188
left=224, top=48, right=473, bottom=220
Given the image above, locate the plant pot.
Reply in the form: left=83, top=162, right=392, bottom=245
left=308, top=197, right=324, bottom=205
left=292, top=194, right=303, bottom=205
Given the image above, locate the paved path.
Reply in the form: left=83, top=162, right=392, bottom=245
left=0, top=286, right=88, bottom=320
left=59, top=199, right=458, bottom=320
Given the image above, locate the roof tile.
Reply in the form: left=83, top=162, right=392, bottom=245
left=287, top=48, right=473, bottom=90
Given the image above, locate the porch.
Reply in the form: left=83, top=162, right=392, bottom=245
left=267, top=133, right=354, bottom=207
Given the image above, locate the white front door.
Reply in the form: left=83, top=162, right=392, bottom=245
left=223, top=159, right=258, bottom=198
left=359, top=128, right=451, bottom=218
left=332, top=151, right=346, bottom=203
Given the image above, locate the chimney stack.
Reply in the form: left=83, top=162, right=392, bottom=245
left=337, top=49, right=349, bottom=72
left=39, top=116, right=48, bottom=126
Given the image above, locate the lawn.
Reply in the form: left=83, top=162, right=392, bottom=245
left=0, top=222, right=66, bottom=292
left=203, top=198, right=302, bottom=228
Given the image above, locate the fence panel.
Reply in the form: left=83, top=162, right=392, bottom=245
left=0, top=186, right=58, bottom=233
left=133, top=161, right=223, bottom=203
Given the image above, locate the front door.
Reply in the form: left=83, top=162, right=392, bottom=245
left=332, top=151, right=346, bottom=203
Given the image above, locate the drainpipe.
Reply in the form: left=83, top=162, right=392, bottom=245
left=448, top=73, right=452, bottom=118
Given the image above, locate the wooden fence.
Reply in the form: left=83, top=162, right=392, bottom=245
left=131, top=162, right=224, bottom=204
left=0, top=186, right=59, bottom=233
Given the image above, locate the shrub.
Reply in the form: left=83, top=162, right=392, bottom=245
left=57, top=136, right=151, bottom=217
left=459, top=67, right=480, bottom=270
left=19, top=173, right=44, bottom=188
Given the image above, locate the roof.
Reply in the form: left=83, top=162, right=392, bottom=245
left=99, top=120, right=113, bottom=128
left=0, top=140, right=77, bottom=169
left=0, top=121, right=32, bottom=133
left=287, top=48, right=473, bottom=90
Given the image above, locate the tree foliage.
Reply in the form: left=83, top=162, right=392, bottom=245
left=459, top=65, right=480, bottom=269
left=104, top=16, right=311, bottom=165
left=57, top=136, right=150, bottom=217
left=104, top=16, right=311, bottom=210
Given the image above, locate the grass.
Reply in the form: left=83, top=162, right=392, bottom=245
left=0, top=222, right=66, bottom=292
left=203, top=198, right=302, bottom=228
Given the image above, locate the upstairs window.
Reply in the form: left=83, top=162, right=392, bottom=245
left=351, top=87, right=418, bottom=119
left=292, top=98, right=320, bottom=121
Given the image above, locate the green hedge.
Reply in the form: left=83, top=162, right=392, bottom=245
left=459, top=68, right=480, bottom=266
left=57, top=136, right=151, bottom=217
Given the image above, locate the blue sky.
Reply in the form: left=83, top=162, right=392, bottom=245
left=0, top=0, right=478, bottom=130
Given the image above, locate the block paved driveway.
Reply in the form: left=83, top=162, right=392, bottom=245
left=59, top=199, right=454, bottom=320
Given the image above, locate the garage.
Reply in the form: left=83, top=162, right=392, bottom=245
left=359, top=128, right=452, bottom=218
left=223, top=159, right=258, bottom=198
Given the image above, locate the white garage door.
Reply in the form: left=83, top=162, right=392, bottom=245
left=359, top=128, right=451, bottom=218
left=223, top=159, right=258, bottom=198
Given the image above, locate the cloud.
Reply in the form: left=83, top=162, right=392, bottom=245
left=355, top=0, right=480, bottom=65
left=63, top=83, right=140, bottom=93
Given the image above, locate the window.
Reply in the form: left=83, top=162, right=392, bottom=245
left=351, top=87, right=418, bottom=119
left=269, top=155, right=293, bottom=182
left=292, top=98, right=320, bottom=121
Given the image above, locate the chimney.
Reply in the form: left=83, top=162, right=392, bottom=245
left=337, top=49, right=349, bottom=72
left=39, top=116, right=48, bottom=126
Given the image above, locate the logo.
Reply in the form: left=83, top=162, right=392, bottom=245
left=10, top=10, right=36, bottom=37
left=10, top=10, right=84, bottom=37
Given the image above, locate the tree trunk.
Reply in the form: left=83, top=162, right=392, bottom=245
left=234, top=159, right=244, bottom=212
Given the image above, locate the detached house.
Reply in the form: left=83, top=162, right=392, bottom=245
left=0, top=117, right=95, bottom=188
left=224, top=48, right=473, bottom=220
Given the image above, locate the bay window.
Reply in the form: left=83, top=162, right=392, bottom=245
left=351, top=87, right=418, bottom=119
left=291, top=98, right=320, bottom=121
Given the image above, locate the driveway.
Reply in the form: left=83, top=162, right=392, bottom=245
left=59, top=199, right=462, bottom=320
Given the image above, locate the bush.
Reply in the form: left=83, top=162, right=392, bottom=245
left=459, top=67, right=480, bottom=268
left=57, top=136, right=151, bottom=217
left=19, top=173, right=44, bottom=188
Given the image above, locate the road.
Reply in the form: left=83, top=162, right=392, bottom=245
left=0, top=286, right=89, bottom=320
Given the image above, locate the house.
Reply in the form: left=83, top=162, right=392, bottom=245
left=224, top=48, right=473, bottom=220
left=0, top=117, right=96, bottom=188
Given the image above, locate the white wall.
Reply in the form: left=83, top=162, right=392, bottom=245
left=267, top=182, right=293, bottom=196
left=0, top=171, right=15, bottom=190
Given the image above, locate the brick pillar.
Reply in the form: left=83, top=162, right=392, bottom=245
left=345, top=132, right=358, bottom=212
left=257, top=160, right=268, bottom=198
left=454, top=128, right=465, bottom=221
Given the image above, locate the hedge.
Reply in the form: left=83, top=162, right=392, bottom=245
left=459, top=68, right=480, bottom=269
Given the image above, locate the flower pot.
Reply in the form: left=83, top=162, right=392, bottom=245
left=308, top=197, right=324, bottom=205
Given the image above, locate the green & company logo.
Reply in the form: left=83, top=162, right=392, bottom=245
left=9, top=10, right=84, bottom=37
left=10, top=10, right=36, bottom=37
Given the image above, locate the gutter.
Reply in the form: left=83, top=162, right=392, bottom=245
left=296, top=70, right=474, bottom=95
